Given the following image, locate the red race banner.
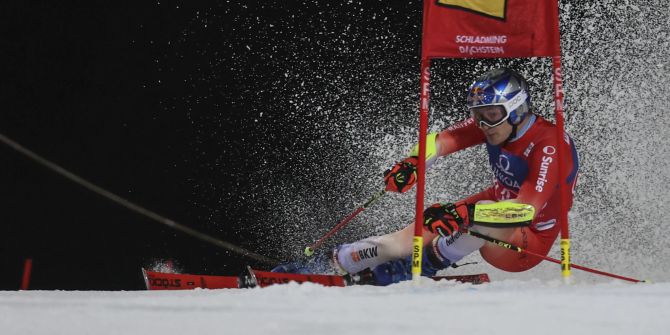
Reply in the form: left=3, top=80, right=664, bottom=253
left=422, top=0, right=560, bottom=58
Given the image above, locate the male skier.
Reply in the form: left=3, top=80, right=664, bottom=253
left=274, top=68, right=579, bottom=285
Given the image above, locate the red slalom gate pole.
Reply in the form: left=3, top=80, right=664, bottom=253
left=21, top=258, right=33, bottom=290
left=466, top=230, right=647, bottom=283
left=552, top=55, right=572, bottom=282
left=412, top=57, right=431, bottom=281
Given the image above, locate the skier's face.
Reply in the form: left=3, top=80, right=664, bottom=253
left=471, top=106, right=512, bottom=145
left=481, top=121, right=512, bottom=145
left=471, top=105, right=508, bottom=128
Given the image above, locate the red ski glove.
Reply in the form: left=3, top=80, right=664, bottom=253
left=383, top=157, right=418, bottom=193
left=423, top=202, right=473, bottom=237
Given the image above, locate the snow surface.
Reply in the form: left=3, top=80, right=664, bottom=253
left=2, top=279, right=669, bottom=335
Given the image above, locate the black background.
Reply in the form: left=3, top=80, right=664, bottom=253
left=0, top=1, right=423, bottom=289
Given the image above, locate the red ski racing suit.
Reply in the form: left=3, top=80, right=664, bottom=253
left=435, top=114, right=579, bottom=271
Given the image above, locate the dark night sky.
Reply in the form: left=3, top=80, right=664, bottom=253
left=1, top=1, right=266, bottom=290
left=0, top=1, right=424, bottom=289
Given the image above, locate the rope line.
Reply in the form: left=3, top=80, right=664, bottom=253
left=0, top=132, right=279, bottom=266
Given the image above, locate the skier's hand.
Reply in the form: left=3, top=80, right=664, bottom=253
left=383, top=157, right=418, bottom=193
left=423, top=202, right=472, bottom=237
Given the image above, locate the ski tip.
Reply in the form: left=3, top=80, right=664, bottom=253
left=239, top=266, right=258, bottom=288
left=140, top=268, right=151, bottom=290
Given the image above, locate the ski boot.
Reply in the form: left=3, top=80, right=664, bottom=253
left=350, top=243, right=451, bottom=286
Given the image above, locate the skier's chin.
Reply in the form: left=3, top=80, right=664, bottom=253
left=486, top=133, right=506, bottom=146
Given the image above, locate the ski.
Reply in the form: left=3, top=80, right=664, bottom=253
left=248, top=268, right=347, bottom=287
left=142, top=268, right=239, bottom=290
left=142, top=268, right=489, bottom=290
left=247, top=269, right=490, bottom=287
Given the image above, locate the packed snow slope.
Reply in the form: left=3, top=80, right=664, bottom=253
left=2, top=279, right=669, bottom=335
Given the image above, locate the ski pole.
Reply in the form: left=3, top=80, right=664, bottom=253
left=304, top=189, right=386, bottom=256
left=0, top=132, right=280, bottom=267
left=465, top=229, right=648, bottom=283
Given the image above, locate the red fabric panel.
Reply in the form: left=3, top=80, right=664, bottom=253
left=423, top=0, right=560, bottom=58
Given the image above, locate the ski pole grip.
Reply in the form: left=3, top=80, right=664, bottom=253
left=304, top=246, right=315, bottom=257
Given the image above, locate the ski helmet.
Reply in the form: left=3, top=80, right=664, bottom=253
left=466, top=68, right=531, bottom=126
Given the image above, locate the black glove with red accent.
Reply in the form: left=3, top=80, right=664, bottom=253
left=383, top=157, right=418, bottom=193
left=423, top=201, right=473, bottom=237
